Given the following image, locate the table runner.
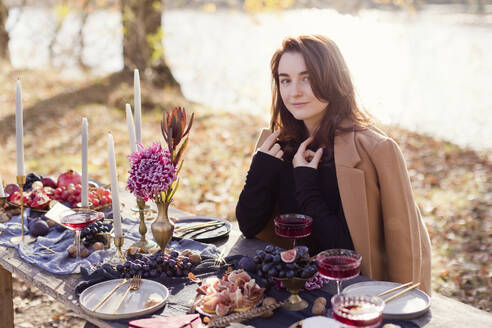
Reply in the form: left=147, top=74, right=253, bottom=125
left=0, top=208, right=219, bottom=274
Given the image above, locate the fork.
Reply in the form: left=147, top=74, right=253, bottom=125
left=113, top=275, right=142, bottom=314
left=214, top=248, right=227, bottom=266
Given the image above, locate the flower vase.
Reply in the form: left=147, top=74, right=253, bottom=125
left=151, top=201, right=174, bottom=251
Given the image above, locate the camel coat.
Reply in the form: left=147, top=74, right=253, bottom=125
left=253, top=123, right=432, bottom=294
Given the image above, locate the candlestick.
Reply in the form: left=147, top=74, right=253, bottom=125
left=134, top=69, right=142, bottom=144
left=10, top=176, right=35, bottom=245
left=107, top=133, right=122, bottom=238
left=131, top=197, right=157, bottom=252
left=81, top=118, right=89, bottom=208
left=125, top=104, right=137, bottom=153
left=111, top=234, right=126, bottom=264
left=15, top=80, right=24, bottom=176
left=0, top=175, right=5, bottom=197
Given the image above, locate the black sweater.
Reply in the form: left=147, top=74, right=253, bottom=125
left=235, top=151, right=354, bottom=254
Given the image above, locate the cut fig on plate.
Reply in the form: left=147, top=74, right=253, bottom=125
left=280, top=248, right=297, bottom=263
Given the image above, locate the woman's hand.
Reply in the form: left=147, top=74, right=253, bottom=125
left=258, top=130, right=284, bottom=160
left=293, top=137, right=323, bottom=169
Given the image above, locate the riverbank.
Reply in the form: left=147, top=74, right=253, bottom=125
left=0, top=67, right=490, bottom=326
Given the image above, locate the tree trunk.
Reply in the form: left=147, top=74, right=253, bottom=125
left=121, top=0, right=179, bottom=88
left=0, top=0, right=9, bottom=62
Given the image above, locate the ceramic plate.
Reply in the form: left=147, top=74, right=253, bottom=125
left=343, top=281, right=431, bottom=320
left=80, top=278, right=169, bottom=320
left=173, top=216, right=232, bottom=242
left=288, top=316, right=339, bottom=328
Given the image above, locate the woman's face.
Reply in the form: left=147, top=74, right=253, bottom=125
left=278, top=51, right=328, bottom=135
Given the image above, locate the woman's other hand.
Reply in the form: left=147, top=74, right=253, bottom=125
left=258, top=130, right=284, bottom=160
left=293, top=137, right=323, bottom=169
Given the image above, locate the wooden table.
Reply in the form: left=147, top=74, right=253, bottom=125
left=1, top=197, right=491, bottom=328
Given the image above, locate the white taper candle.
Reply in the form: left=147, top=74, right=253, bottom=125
left=134, top=69, right=142, bottom=144
left=15, top=80, right=24, bottom=176
left=81, top=118, right=89, bottom=207
left=107, top=133, right=122, bottom=238
left=125, top=104, right=137, bottom=153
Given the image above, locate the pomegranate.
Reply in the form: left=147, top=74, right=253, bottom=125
left=57, top=170, right=82, bottom=188
left=41, top=177, right=57, bottom=188
left=4, top=184, right=20, bottom=196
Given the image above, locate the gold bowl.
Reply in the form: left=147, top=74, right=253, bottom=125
left=276, top=276, right=311, bottom=311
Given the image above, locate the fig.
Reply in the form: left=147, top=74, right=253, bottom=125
left=4, top=184, right=20, bottom=196
left=280, top=248, right=297, bottom=263
left=57, top=170, right=82, bottom=188
left=30, top=220, right=50, bottom=237
left=41, top=177, right=57, bottom=189
left=238, top=256, right=257, bottom=273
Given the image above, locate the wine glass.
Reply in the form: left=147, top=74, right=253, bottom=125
left=274, top=214, right=312, bottom=248
left=61, top=210, right=100, bottom=259
left=316, top=249, right=362, bottom=295
left=331, top=294, right=384, bottom=328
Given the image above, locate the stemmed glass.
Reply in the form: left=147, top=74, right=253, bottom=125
left=316, top=249, right=362, bottom=295
left=331, top=294, right=384, bottom=328
left=61, top=210, right=100, bottom=259
left=274, top=214, right=312, bottom=248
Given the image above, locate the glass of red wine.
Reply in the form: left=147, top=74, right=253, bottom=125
left=61, top=210, right=100, bottom=259
left=274, top=214, right=313, bottom=248
left=331, top=294, right=384, bottom=328
left=316, top=249, right=362, bottom=295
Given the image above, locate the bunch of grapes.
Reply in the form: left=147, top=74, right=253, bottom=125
left=253, top=245, right=318, bottom=280
left=80, top=220, right=113, bottom=247
left=116, top=250, right=194, bottom=280
left=53, top=183, right=82, bottom=206
left=52, top=184, right=112, bottom=208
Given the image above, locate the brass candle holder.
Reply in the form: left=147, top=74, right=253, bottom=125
left=10, top=176, right=34, bottom=245
left=109, top=234, right=126, bottom=264
left=130, top=198, right=157, bottom=252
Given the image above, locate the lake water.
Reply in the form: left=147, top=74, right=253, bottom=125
left=6, top=6, right=492, bottom=151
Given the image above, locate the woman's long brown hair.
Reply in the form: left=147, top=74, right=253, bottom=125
left=270, top=35, right=372, bottom=160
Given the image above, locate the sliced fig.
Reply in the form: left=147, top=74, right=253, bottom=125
left=280, top=248, right=297, bottom=263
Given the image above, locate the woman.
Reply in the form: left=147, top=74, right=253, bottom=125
left=235, top=35, right=431, bottom=294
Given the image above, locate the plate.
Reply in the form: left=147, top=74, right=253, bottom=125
left=173, top=216, right=232, bottom=242
left=288, top=316, right=339, bottom=328
left=343, top=281, right=431, bottom=320
left=80, top=278, right=169, bottom=320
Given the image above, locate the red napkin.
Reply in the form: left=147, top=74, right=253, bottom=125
left=129, top=314, right=202, bottom=328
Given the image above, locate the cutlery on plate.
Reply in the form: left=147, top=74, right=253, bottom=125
left=174, top=221, right=224, bottom=233
left=92, top=278, right=129, bottom=312
left=376, top=281, right=414, bottom=297
left=113, top=275, right=142, bottom=314
left=379, top=282, right=420, bottom=303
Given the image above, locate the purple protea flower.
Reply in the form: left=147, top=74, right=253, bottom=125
left=127, top=142, right=177, bottom=201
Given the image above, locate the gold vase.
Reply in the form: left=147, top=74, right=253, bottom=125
left=151, top=201, right=174, bottom=251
